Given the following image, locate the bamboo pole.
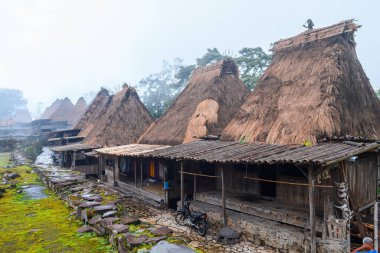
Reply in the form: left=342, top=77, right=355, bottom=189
left=309, top=165, right=316, bottom=253
left=180, top=161, right=184, bottom=210
left=178, top=171, right=220, bottom=178
left=221, top=166, right=227, bottom=226
left=243, top=176, right=332, bottom=188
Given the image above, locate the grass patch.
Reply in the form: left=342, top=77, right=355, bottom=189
left=0, top=152, right=11, bottom=167
left=0, top=162, right=116, bottom=253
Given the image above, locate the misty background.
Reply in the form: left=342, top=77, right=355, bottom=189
left=0, top=0, right=379, bottom=119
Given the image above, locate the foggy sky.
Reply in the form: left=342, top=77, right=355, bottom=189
left=0, top=0, right=379, bottom=118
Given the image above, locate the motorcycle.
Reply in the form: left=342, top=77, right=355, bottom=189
left=175, top=197, right=209, bottom=236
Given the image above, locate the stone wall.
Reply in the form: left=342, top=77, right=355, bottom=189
left=190, top=201, right=348, bottom=253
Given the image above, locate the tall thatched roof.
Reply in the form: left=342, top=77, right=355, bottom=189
left=12, top=109, right=32, bottom=123
left=75, top=88, right=110, bottom=135
left=40, top=97, right=78, bottom=126
left=82, top=86, right=153, bottom=147
left=40, top=99, right=63, bottom=119
left=138, top=59, right=250, bottom=145
left=72, top=97, right=87, bottom=125
left=222, top=20, right=380, bottom=145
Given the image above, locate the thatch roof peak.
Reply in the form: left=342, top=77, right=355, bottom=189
left=138, top=59, right=250, bottom=146
left=190, top=58, right=239, bottom=85
left=271, top=19, right=361, bottom=52
left=222, top=21, right=380, bottom=145
left=81, top=87, right=153, bottom=147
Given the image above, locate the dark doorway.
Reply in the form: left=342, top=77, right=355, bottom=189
left=260, top=166, right=276, bottom=198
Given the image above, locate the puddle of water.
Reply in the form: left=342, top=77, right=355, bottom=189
left=35, top=147, right=54, bottom=167
left=22, top=185, right=47, bottom=200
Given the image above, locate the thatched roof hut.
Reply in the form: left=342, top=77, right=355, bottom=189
left=74, top=88, right=110, bottom=135
left=82, top=86, right=153, bottom=147
left=138, top=59, right=250, bottom=145
left=41, top=97, right=79, bottom=125
left=72, top=97, right=87, bottom=124
left=222, top=20, right=380, bottom=145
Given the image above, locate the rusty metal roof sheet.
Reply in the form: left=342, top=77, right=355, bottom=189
left=141, top=140, right=379, bottom=166
left=95, top=144, right=171, bottom=157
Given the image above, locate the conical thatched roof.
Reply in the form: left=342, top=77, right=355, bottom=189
left=75, top=88, right=110, bottom=135
left=222, top=20, right=380, bottom=145
left=72, top=97, right=87, bottom=125
left=40, top=99, right=63, bottom=119
left=41, top=97, right=77, bottom=125
left=12, top=109, right=32, bottom=123
left=138, top=59, right=250, bottom=145
left=82, top=86, right=153, bottom=147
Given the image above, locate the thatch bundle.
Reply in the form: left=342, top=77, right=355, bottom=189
left=222, top=21, right=380, bottom=145
left=138, top=59, right=250, bottom=145
left=82, top=86, right=153, bottom=147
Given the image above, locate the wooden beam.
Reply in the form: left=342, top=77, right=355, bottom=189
left=193, top=175, right=197, bottom=201
left=134, top=159, right=137, bottom=188
left=309, top=165, right=316, bottom=253
left=221, top=166, right=227, bottom=226
left=180, top=161, right=184, bottom=209
left=140, top=159, right=143, bottom=189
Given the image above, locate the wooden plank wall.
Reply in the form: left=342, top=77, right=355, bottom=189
left=347, top=152, right=377, bottom=208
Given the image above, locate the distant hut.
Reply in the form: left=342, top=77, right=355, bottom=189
left=12, top=109, right=32, bottom=123
left=138, top=58, right=250, bottom=145
left=52, top=86, right=153, bottom=176
left=74, top=88, right=110, bottom=136
left=222, top=20, right=380, bottom=145
left=40, top=97, right=79, bottom=127
left=83, top=85, right=153, bottom=146
left=72, top=97, right=87, bottom=125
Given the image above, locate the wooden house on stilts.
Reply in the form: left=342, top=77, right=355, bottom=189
left=95, top=59, right=250, bottom=205
left=51, top=85, right=153, bottom=177
left=102, top=20, right=380, bottom=252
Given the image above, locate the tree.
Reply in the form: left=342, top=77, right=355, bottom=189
left=235, top=47, right=272, bottom=90
left=377, top=89, right=380, bottom=99
left=138, top=59, right=184, bottom=119
left=196, top=48, right=225, bottom=66
left=0, top=88, right=27, bottom=120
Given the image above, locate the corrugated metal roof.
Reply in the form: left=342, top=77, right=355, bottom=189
left=141, top=140, right=379, bottom=166
left=95, top=144, right=171, bottom=157
left=50, top=143, right=100, bottom=152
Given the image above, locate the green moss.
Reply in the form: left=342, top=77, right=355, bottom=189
left=0, top=152, right=11, bottom=167
left=0, top=163, right=115, bottom=253
left=131, top=243, right=152, bottom=253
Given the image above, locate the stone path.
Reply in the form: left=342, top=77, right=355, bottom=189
left=31, top=150, right=277, bottom=253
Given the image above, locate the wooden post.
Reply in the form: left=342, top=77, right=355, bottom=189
left=140, top=160, right=143, bottom=189
left=308, top=165, right=316, bottom=253
left=322, top=195, right=329, bottom=240
left=180, top=161, right=184, bottom=209
left=113, top=156, right=117, bottom=186
left=72, top=151, right=76, bottom=169
left=221, top=166, right=227, bottom=226
left=375, top=153, right=379, bottom=251
left=375, top=201, right=378, bottom=251
left=134, top=159, right=137, bottom=188
left=193, top=175, right=197, bottom=201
